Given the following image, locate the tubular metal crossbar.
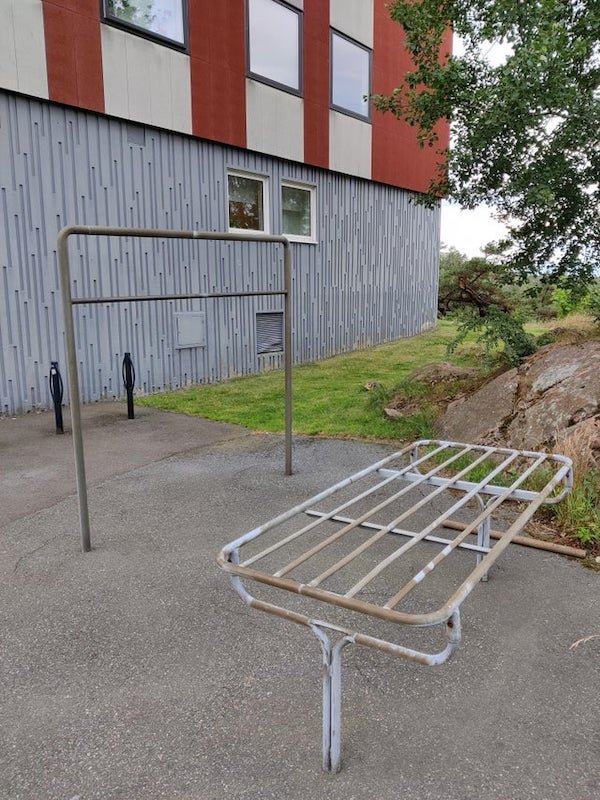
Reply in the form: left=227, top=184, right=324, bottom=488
left=217, top=440, right=573, bottom=772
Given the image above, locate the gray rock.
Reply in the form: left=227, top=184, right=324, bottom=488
left=437, top=340, right=600, bottom=454
left=436, top=368, right=519, bottom=442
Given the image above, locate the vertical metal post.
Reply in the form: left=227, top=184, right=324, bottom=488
left=312, top=626, right=333, bottom=771
left=122, top=352, right=136, bottom=419
left=57, top=229, right=91, bottom=553
left=476, top=495, right=491, bottom=581
left=49, top=361, right=64, bottom=434
left=312, top=626, right=353, bottom=773
left=283, top=240, right=293, bottom=476
left=329, top=637, right=352, bottom=773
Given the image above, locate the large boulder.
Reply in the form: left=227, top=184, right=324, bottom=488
left=437, top=340, right=600, bottom=455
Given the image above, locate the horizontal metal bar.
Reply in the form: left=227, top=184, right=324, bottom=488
left=405, top=439, right=573, bottom=504
left=380, top=469, right=540, bottom=501
left=59, top=224, right=290, bottom=246
left=72, top=290, right=286, bottom=304
left=413, top=439, right=570, bottom=464
left=303, top=510, right=492, bottom=554
left=240, top=589, right=460, bottom=666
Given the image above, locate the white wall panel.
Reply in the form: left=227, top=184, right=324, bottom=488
left=101, top=26, right=192, bottom=134
left=329, top=110, right=371, bottom=179
left=0, top=0, right=48, bottom=99
left=330, top=0, right=373, bottom=48
left=246, top=79, right=304, bottom=163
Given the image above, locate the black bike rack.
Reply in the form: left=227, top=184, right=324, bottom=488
left=49, top=361, right=64, bottom=434
left=122, top=352, right=135, bottom=419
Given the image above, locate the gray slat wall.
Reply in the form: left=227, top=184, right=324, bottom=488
left=0, top=91, right=440, bottom=414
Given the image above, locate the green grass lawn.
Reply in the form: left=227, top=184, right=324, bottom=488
left=139, top=314, right=600, bottom=549
left=139, top=319, right=487, bottom=441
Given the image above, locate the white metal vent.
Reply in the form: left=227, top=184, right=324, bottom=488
left=174, top=312, right=206, bottom=349
left=256, top=312, right=284, bottom=355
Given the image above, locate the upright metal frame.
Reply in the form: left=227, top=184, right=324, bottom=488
left=58, top=225, right=293, bottom=553
left=218, top=440, right=573, bottom=772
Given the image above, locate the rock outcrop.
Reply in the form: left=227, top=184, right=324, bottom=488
left=437, top=341, right=600, bottom=460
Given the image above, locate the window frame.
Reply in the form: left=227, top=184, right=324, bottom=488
left=101, top=0, right=189, bottom=52
left=280, top=180, right=317, bottom=244
left=227, top=169, right=271, bottom=235
left=330, top=28, right=372, bottom=122
left=246, top=0, right=303, bottom=97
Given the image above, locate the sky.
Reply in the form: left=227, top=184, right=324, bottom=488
left=438, top=37, right=513, bottom=257
left=440, top=201, right=508, bottom=257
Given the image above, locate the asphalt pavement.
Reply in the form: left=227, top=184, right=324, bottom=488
left=1, top=402, right=599, bottom=800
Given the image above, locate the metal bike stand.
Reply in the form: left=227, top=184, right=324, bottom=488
left=218, top=440, right=572, bottom=772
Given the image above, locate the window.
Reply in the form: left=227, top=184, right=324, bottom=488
left=103, top=1, right=187, bottom=48
left=256, top=312, right=284, bottom=354
left=228, top=172, right=270, bottom=233
left=331, top=30, right=371, bottom=120
left=247, top=0, right=302, bottom=94
left=281, top=182, right=316, bottom=242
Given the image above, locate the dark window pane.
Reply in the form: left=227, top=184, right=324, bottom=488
left=248, top=0, right=300, bottom=90
left=106, top=0, right=185, bottom=45
left=332, top=33, right=370, bottom=117
left=282, top=185, right=311, bottom=237
left=228, top=174, right=265, bottom=230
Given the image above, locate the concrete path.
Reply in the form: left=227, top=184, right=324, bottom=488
left=0, top=402, right=248, bottom=525
left=1, top=404, right=599, bottom=799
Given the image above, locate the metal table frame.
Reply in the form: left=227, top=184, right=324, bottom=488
left=218, top=440, right=572, bottom=772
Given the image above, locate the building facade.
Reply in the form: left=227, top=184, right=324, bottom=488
left=0, top=0, right=448, bottom=414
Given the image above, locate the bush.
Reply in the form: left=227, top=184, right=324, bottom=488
left=584, top=284, right=600, bottom=324
left=448, top=306, right=537, bottom=367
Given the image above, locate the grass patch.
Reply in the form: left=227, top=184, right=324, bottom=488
left=140, top=315, right=600, bottom=555
left=554, top=472, right=600, bottom=547
left=139, top=319, right=487, bottom=441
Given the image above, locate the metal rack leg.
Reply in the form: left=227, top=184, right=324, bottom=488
left=477, top=515, right=491, bottom=578
left=312, top=626, right=353, bottom=772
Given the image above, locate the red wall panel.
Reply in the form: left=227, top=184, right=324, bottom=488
left=42, top=0, right=104, bottom=113
left=303, top=0, right=329, bottom=169
left=189, top=1, right=247, bottom=147
left=371, top=1, right=450, bottom=193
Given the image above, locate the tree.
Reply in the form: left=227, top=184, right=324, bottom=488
left=438, top=248, right=514, bottom=315
left=373, top=1, right=600, bottom=287
left=438, top=249, right=536, bottom=366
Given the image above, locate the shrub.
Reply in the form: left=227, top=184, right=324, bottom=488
left=448, top=306, right=537, bottom=367
left=584, top=283, right=600, bottom=325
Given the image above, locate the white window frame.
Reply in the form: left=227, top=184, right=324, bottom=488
left=246, top=0, right=303, bottom=95
left=281, top=180, right=317, bottom=244
left=227, top=170, right=271, bottom=235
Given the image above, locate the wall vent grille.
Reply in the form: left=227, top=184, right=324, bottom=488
left=256, top=312, right=284, bottom=354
